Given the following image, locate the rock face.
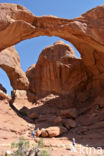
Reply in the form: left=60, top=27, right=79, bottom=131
left=26, top=41, right=86, bottom=96
left=0, top=3, right=35, bottom=51
left=11, top=90, right=36, bottom=109
left=0, top=46, right=29, bottom=90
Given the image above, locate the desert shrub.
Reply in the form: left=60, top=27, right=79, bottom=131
left=41, top=149, right=51, bottom=156
left=10, top=137, right=51, bottom=156
left=11, top=136, right=30, bottom=156
left=38, top=138, right=44, bottom=148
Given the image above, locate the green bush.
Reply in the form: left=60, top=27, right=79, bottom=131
left=41, top=149, right=51, bottom=156
left=38, top=138, right=44, bottom=148
left=11, top=136, right=30, bottom=156
left=10, top=137, right=51, bottom=156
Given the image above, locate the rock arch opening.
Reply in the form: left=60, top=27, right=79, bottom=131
left=15, top=36, right=81, bottom=73
left=0, top=68, right=13, bottom=95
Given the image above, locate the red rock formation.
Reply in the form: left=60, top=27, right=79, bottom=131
left=0, top=3, right=103, bottom=95
left=26, top=41, right=87, bottom=96
left=35, top=126, right=67, bottom=137
left=0, top=90, right=11, bottom=101
left=0, top=3, right=104, bottom=99
left=0, top=3, right=104, bottom=57
left=0, top=46, right=29, bottom=90
left=1, top=4, right=104, bottom=151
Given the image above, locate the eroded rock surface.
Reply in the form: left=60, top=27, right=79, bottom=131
left=0, top=3, right=104, bottom=54
left=12, top=90, right=36, bottom=109
left=26, top=41, right=86, bottom=96
left=0, top=46, right=29, bottom=90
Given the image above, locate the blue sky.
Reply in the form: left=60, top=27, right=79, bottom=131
left=0, top=0, right=103, bottom=95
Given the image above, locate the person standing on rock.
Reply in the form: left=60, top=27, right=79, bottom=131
left=32, top=130, right=35, bottom=138
left=72, top=138, right=76, bottom=152
left=72, top=138, right=76, bottom=147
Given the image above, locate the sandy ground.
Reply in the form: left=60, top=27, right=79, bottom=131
left=0, top=99, right=104, bottom=156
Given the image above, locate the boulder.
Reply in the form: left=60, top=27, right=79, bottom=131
left=35, top=130, right=41, bottom=137
left=46, top=126, right=67, bottom=137
left=41, top=128, right=48, bottom=137
left=35, top=126, right=67, bottom=137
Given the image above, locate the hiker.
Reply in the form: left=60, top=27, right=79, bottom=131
left=71, top=138, right=76, bottom=152
left=72, top=138, right=76, bottom=147
left=32, top=130, right=35, bottom=138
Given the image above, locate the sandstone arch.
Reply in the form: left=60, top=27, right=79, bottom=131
left=0, top=3, right=104, bottom=77
left=0, top=3, right=104, bottom=101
